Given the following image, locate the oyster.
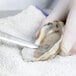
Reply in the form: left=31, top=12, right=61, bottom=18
left=34, top=21, right=64, bottom=61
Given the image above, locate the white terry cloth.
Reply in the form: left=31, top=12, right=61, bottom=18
left=0, top=5, right=45, bottom=42
left=0, top=5, right=76, bottom=76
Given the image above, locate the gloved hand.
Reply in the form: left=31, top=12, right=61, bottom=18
left=41, top=0, right=76, bottom=55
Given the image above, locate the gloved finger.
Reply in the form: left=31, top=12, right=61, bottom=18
left=61, top=4, right=76, bottom=55
left=70, top=42, right=76, bottom=55
left=41, top=0, right=70, bottom=26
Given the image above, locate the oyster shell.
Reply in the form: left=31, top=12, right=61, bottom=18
left=34, top=21, right=64, bottom=61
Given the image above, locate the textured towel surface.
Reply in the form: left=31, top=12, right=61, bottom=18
left=0, top=5, right=76, bottom=76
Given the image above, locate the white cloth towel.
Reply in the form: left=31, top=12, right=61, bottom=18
left=0, top=5, right=76, bottom=76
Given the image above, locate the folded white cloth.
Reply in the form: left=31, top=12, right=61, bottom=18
left=0, top=5, right=76, bottom=76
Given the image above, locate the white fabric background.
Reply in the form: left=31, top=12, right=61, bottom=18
left=0, top=0, right=53, bottom=10
left=0, top=0, right=59, bottom=18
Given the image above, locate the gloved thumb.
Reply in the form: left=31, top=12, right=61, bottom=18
left=61, top=25, right=76, bottom=56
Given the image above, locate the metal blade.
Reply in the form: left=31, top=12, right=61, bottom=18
left=0, top=31, right=38, bottom=49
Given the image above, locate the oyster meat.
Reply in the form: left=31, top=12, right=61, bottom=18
left=34, top=21, right=64, bottom=61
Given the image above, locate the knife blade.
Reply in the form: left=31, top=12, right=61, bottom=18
left=0, top=31, right=38, bottom=49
